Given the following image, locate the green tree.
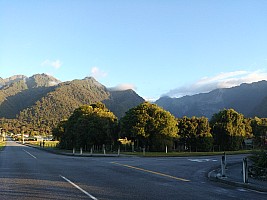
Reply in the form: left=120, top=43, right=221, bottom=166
left=58, top=103, right=118, bottom=149
left=250, top=117, right=267, bottom=147
left=177, top=116, right=213, bottom=152
left=52, top=120, right=67, bottom=141
left=243, top=118, right=253, bottom=138
left=210, top=109, right=246, bottom=150
left=120, top=102, right=178, bottom=151
left=249, top=150, right=267, bottom=169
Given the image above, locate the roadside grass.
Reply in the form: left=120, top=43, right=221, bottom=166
left=122, top=150, right=254, bottom=157
left=24, top=141, right=254, bottom=157
left=0, top=141, right=6, bottom=151
left=27, top=141, right=59, bottom=148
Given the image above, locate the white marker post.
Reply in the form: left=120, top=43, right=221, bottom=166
left=143, top=147, right=145, bottom=156
left=221, top=154, right=226, bottom=177
left=22, top=132, right=25, bottom=144
left=103, top=144, right=106, bottom=155
left=131, top=142, right=134, bottom=152
left=243, top=158, right=248, bottom=183
left=224, top=152, right=227, bottom=168
left=118, top=146, right=120, bottom=157
left=73, top=148, right=75, bottom=155
left=80, top=147, right=83, bottom=155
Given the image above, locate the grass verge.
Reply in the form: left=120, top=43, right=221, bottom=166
left=24, top=141, right=254, bottom=157
left=122, top=150, right=254, bottom=157
left=26, top=141, right=59, bottom=148
left=0, top=141, right=6, bottom=151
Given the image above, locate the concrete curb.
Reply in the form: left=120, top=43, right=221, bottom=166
left=208, top=164, right=267, bottom=193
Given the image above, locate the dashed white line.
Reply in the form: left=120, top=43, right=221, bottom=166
left=60, top=175, right=98, bottom=200
left=23, top=149, right=37, bottom=159
left=188, top=159, right=218, bottom=162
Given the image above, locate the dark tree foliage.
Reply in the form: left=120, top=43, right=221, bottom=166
left=55, top=103, right=118, bottom=150
left=249, top=150, right=267, bottom=169
left=52, top=120, right=67, bottom=141
left=177, top=116, right=213, bottom=152
left=120, top=102, right=178, bottom=151
left=210, top=109, right=247, bottom=150
left=250, top=117, right=267, bottom=147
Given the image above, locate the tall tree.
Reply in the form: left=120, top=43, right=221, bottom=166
left=177, top=116, right=213, bottom=152
left=52, top=120, right=67, bottom=141
left=120, top=102, right=178, bottom=151
left=250, top=117, right=267, bottom=147
left=210, top=109, right=246, bottom=150
left=56, top=103, right=118, bottom=149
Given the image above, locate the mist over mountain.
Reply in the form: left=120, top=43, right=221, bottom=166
left=0, top=74, right=144, bottom=129
left=155, top=80, right=267, bottom=119
left=0, top=75, right=27, bottom=88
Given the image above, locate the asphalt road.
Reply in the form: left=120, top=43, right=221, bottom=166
left=0, top=138, right=265, bottom=200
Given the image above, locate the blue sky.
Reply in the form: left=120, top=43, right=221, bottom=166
left=1, top=0, right=267, bottom=100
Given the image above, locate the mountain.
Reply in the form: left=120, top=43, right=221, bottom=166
left=0, top=74, right=59, bottom=118
left=26, top=73, right=61, bottom=88
left=0, top=75, right=26, bottom=88
left=253, top=96, right=267, bottom=118
left=104, top=89, right=145, bottom=118
left=2, top=73, right=266, bottom=131
left=155, top=80, right=267, bottom=119
left=0, top=74, right=144, bottom=129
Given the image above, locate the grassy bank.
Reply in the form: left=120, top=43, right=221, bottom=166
left=0, top=141, right=6, bottom=151
left=122, top=150, right=254, bottom=157
left=26, top=141, right=59, bottom=148
left=24, top=141, right=254, bottom=157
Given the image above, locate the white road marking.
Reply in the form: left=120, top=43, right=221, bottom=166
left=60, top=175, right=98, bottom=200
left=23, top=149, right=37, bottom=159
left=188, top=159, right=218, bottom=162
left=188, top=159, right=209, bottom=162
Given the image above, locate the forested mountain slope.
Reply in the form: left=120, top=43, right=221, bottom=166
left=0, top=74, right=59, bottom=118
left=0, top=74, right=144, bottom=130
left=155, top=81, right=267, bottom=119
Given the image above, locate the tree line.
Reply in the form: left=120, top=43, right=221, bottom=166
left=52, top=101, right=267, bottom=152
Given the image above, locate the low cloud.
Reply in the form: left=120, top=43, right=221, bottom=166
left=90, top=67, right=107, bottom=79
left=49, top=81, right=60, bottom=86
left=108, top=83, right=136, bottom=91
left=41, top=59, right=62, bottom=69
left=163, top=70, right=267, bottom=98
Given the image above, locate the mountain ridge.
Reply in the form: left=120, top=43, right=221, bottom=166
left=155, top=80, right=267, bottom=118
left=1, top=73, right=267, bottom=131
left=0, top=74, right=145, bottom=130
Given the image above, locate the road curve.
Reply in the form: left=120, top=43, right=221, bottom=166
left=0, top=139, right=265, bottom=199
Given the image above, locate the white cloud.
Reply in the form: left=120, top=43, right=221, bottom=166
left=90, top=67, right=107, bottom=79
left=163, top=70, right=267, bottom=98
left=49, top=81, right=60, bottom=86
left=41, top=59, right=62, bottom=69
left=108, top=83, right=136, bottom=91
left=144, top=97, right=158, bottom=102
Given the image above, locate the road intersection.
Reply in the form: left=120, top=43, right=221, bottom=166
left=0, top=139, right=265, bottom=199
